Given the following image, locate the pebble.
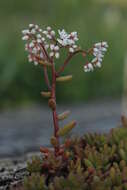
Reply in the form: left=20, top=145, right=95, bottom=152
left=0, top=152, right=40, bottom=190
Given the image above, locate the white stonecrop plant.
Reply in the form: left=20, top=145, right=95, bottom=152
left=22, top=24, right=108, bottom=72
left=22, top=24, right=108, bottom=157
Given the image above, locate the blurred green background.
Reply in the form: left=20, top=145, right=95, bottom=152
left=0, top=0, right=126, bottom=109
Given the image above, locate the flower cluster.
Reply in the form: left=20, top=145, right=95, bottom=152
left=22, top=24, right=51, bottom=65
left=22, top=25, right=80, bottom=65
left=57, top=29, right=78, bottom=53
left=22, top=24, right=108, bottom=72
left=84, top=42, right=108, bottom=72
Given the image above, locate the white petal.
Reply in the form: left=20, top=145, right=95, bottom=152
left=88, top=63, right=94, bottom=71
left=93, top=48, right=99, bottom=53
left=31, top=29, right=36, bottom=34
left=101, top=47, right=107, bottom=52
left=22, top=35, right=29, bottom=40
left=39, top=29, right=42, bottom=32
left=50, top=30, right=55, bottom=36
left=73, top=45, right=78, bottom=48
left=55, top=52, right=60, bottom=59
left=47, top=34, right=52, bottom=39
left=22, top=29, right=29, bottom=35
left=43, top=31, right=48, bottom=35
left=29, top=42, right=34, bottom=48
left=49, top=52, right=54, bottom=57
left=29, top=24, right=34, bottom=28
left=47, top=26, right=51, bottom=31
left=54, top=46, right=59, bottom=51
left=41, top=37, right=45, bottom=42
left=28, top=55, right=33, bottom=62
left=37, top=39, right=42, bottom=43
left=69, top=47, right=74, bottom=53
left=98, top=57, right=103, bottom=62
left=35, top=25, right=39, bottom=30
left=34, top=61, right=38, bottom=65
left=57, top=38, right=63, bottom=44
left=102, top=42, right=108, bottom=47
left=95, top=42, right=101, bottom=47
left=44, top=44, right=49, bottom=49
left=50, top=44, right=55, bottom=50
left=96, top=62, right=101, bottom=68
left=92, top=57, right=98, bottom=63
left=37, top=34, right=42, bottom=39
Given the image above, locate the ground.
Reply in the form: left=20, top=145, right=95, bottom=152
left=0, top=99, right=121, bottom=158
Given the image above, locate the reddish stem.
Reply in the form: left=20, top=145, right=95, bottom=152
left=39, top=43, right=52, bottom=90
left=43, top=66, right=51, bottom=90
left=51, top=61, right=60, bottom=156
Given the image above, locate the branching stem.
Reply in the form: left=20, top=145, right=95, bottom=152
left=56, top=49, right=87, bottom=76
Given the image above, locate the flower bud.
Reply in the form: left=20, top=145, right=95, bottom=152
left=48, top=98, right=56, bottom=110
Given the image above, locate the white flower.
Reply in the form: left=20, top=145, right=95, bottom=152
left=49, top=52, right=54, bottom=57
left=102, top=41, right=108, bottom=48
left=72, top=44, right=77, bottom=48
left=29, top=42, right=35, bottom=48
left=96, top=62, right=101, bottom=68
left=29, top=24, right=34, bottom=28
left=37, top=34, right=42, bottom=39
left=88, top=63, right=94, bottom=71
left=35, top=25, right=39, bottom=30
left=69, top=47, right=74, bottom=53
left=31, top=29, right=36, bottom=34
left=94, top=42, right=101, bottom=48
left=84, top=63, right=94, bottom=72
left=54, top=45, right=59, bottom=51
left=57, top=29, right=79, bottom=54
left=28, top=55, right=33, bottom=62
left=50, top=30, right=55, bottom=36
left=41, top=37, right=45, bottom=42
left=47, top=26, right=51, bottom=31
left=22, top=29, right=30, bottom=35
left=44, top=44, right=49, bottom=50
left=39, top=28, right=42, bottom=32
left=70, top=31, right=78, bottom=41
left=37, top=39, right=42, bottom=43
left=50, top=44, right=55, bottom=50
left=22, top=35, right=29, bottom=41
left=58, top=29, right=68, bottom=40
left=34, top=61, right=38, bottom=65
left=32, top=47, right=38, bottom=54
left=47, top=34, right=52, bottom=39
left=43, top=30, right=48, bottom=35
left=92, top=57, right=98, bottom=63
left=55, top=52, right=60, bottom=59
